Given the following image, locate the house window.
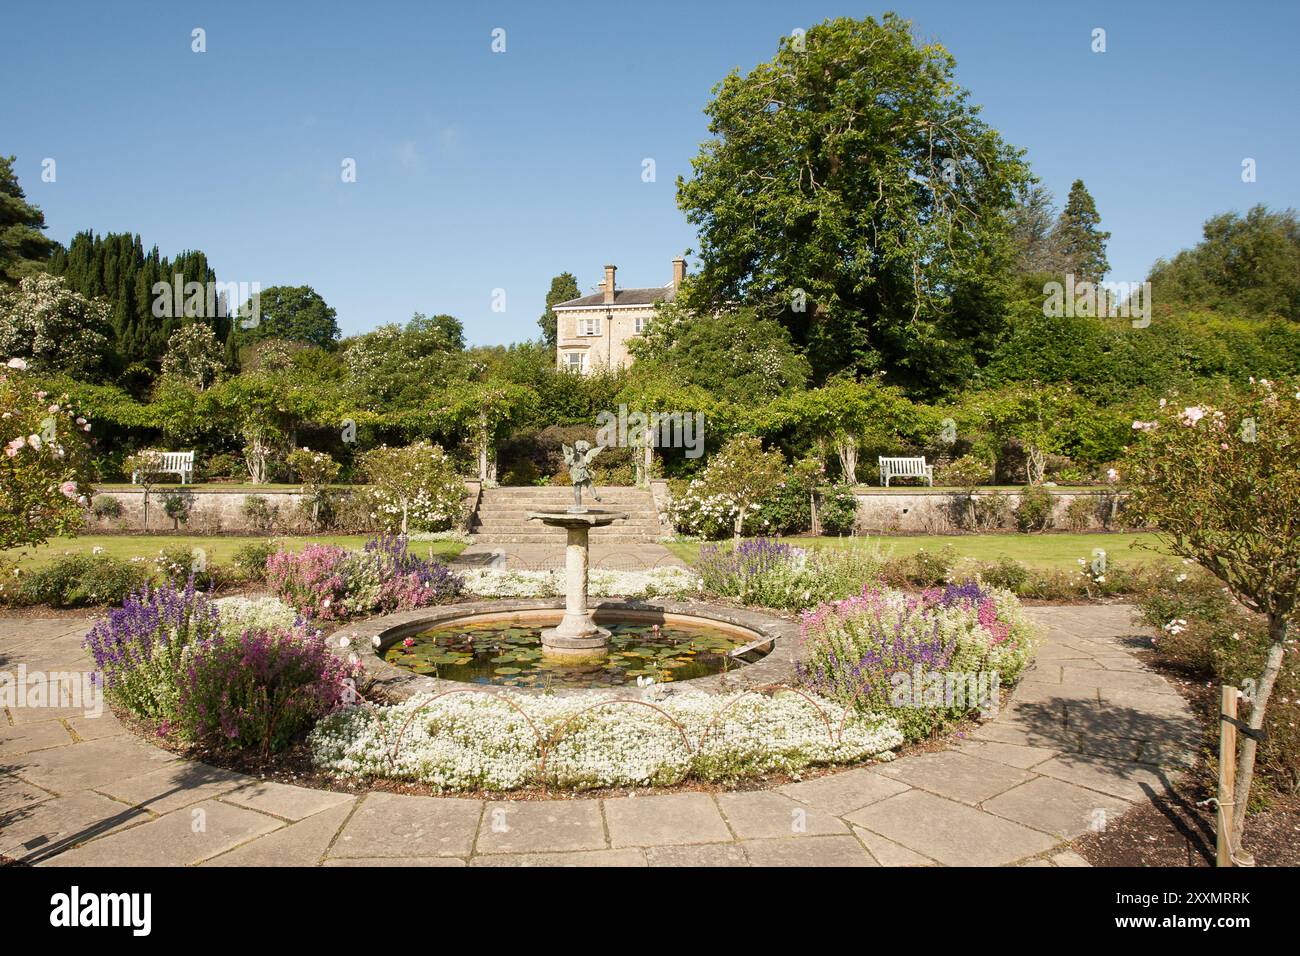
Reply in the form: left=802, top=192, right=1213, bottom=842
left=634, top=315, right=649, bottom=334
left=563, top=351, right=586, bottom=372
left=578, top=315, right=601, bottom=336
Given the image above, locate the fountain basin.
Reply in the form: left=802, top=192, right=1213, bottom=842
left=329, top=598, right=800, bottom=699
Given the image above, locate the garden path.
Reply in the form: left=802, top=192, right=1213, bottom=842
left=0, top=604, right=1197, bottom=867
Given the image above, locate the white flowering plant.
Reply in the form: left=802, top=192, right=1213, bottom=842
left=359, top=441, right=465, bottom=534
left=214, top=595, right=302, bottom=638
left=461, top=566, right=700, bottom=600
left=309, top=688, right=902, bottom=792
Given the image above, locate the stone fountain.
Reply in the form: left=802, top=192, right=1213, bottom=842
left=528, top=441, right=626, bottom=657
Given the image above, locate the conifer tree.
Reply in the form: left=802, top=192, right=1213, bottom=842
left=0, top=156, right=54, bottom=284
left=1053, top=179, right=1110, bottom=283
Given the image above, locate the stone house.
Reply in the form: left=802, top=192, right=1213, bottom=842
left=553, top=258, right=685, bottom=373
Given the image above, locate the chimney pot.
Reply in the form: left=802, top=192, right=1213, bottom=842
left=603, top=264, right=617, bottom=304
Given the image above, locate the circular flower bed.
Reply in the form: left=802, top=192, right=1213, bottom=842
left=308, top=688, right=903, bottom=791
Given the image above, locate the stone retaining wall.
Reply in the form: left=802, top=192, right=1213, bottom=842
left=86, top=488, right=310, bottom=534
left=850, top=489, right=1125, bottom=533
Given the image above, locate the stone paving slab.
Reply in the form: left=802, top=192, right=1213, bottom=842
left=846, top=790, right=1059, bottom=867
left=220, top=780, right=355, bottom=822
left=97, top=762, right=254, bottom=815
left=476, top=800, right=606, bottom=854
left=872, top=751, right=1037, bottom=805
left=741, top=834, right=877, bottom=867
left=1033, top=754, right=1176, bottom=802
left=39, top=799, right=283, bottom=866
left=471, top=849, right=647, bottom=867
left=1, top=790, right=152, bottom=861
left=65, top=714, right=126, bottom=741
left=953, top=739, right=1061, bottom=769
left=982, top=776, right=1131, bottom=838
left=715, top=790, right=848, bottom=839
left=0, top=602, right=1193, bottom=867
left=330, top=792, right=481, bottom=858
left=604, top=793, right=732, bottom=847
left=777, top=766, right=911, bottom=815
left=0, top=719, right=75, bottom=755
left=203, top=800, right=355, bottom=866
left=643, top=843, right=748, bottom=867
left=9, top=735, right=178, bottom=791
left=852, top=826, right=935, bottom=866
left=0, top=772, right=57, bottom=814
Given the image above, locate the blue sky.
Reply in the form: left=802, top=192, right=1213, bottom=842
left=4, top=0, right=1297, bottom=345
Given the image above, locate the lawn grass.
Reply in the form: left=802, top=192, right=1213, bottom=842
left=2, top=535, right=466, bottom=568
left=663, top=531, right=1172, bottom=570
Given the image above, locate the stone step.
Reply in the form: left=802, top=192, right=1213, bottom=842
left=473, top=509, right=660, bottom=515
left=469, top=523, right=661, bottom=536
left=471, top=514, right=661, bottom=525
left=469, top=486, right=663, bottom=544
left=470, top=534, right=663, bottom=544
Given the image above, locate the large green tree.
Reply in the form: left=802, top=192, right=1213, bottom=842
left=628, top=303, right=809, bottom=404
left=538, top=272, right=580, bottom=348
left=676, top=14, right=1030, bottom=393
left=1052, top=179, right=1109, bottom=283
left=1148, top=205, right=1300, bottom=321
left=46, top=230, right=224, bottom=387
left=235, top=285, right=340, bottom=351
left=0, top=156, right=54, bottom=285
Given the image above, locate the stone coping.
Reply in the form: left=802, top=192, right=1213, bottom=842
left=326, top=598, right=800, bottom=700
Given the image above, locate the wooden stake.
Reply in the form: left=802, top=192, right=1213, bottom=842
left=1217, top=685, right=1238, bottom=867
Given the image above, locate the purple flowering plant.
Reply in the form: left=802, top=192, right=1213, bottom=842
left=83, top=578, right=221, bottom=722
left=176, top=625, right=363, bottom=756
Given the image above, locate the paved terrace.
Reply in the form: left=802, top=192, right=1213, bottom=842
left=0, top=604, right=1197, bottom=867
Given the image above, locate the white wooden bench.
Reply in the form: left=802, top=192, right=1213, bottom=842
left=132, top=451, right=195, bottom=485
left=879, top=456, right=933, bottom=487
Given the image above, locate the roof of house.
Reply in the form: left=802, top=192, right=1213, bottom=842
left=553, top=286, right=676, bottom=309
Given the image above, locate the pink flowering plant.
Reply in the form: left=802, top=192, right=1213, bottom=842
left=266, top=543, right=350, bottom=620
left=1125, top=376, right=1300, bottom=850
left=797, top=581, right=1036, bottom=739
left=266, top=535, right=463, bottom=620
left=0, top=359, right=94, bottom=549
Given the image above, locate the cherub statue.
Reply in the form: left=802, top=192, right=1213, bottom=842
left=562, top=440, right=604, bottom=510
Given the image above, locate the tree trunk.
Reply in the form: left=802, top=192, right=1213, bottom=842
left=733, top=508, right=744, bottom=547
left=1025, top=445, right=1046, bottom=485
left=835, top=438, right=858, bottom=486
left=1231, top=614, right=1289, bottom=846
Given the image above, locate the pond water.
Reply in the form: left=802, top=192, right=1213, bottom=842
left=383, top=619, right=767, bottom=689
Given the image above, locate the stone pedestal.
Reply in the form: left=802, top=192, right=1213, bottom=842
left=527, top=509, right=627, bottom=657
